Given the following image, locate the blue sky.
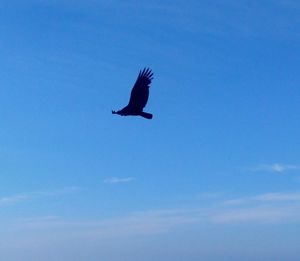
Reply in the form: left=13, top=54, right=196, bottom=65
left=0, top=0, right=300, bottom=260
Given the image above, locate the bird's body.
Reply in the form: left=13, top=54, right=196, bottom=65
left=112, top=68, right=153, bottom=119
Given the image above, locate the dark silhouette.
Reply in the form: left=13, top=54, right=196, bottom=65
left=112, top=68, right=154, bottom=119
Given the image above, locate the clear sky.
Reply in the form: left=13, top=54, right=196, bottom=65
left=0, top=0, right=300, bottom=260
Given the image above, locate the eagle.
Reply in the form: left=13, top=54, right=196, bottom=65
left=112, top=68, right=154, bottom=119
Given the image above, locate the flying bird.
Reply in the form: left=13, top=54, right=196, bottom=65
left=112, top=68, right=154, bottom=119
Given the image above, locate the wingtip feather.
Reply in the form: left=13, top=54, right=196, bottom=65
left=141, top=67, right=153, bottom=79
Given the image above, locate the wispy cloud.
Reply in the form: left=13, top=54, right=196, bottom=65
left=7, top=192, right=300, bottom=236
left=223, top=192, right=300, bottom=205
left=3, top=189, right=300, bottom=241
left=0, top=208, right=204, bottom=246
left=0, top=187, right=81, bottom=207
left=211, top=205, right=300, bottom=224
left=1, top=189, right=300, bottom=256
left=0, top=194, right=31, bottom=206
left=252, top=163, right=300, bottom=173
left=4, top=189, right=300, bottom=227
left=218, top=192, right=300, bottom=223
left=103, top=177, right=134, bottom=184
left=254, top=192, right=300, bottom=202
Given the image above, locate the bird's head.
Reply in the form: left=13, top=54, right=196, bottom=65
left=112, top=110, right=125, bottom=116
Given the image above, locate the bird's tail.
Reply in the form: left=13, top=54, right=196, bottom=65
left=140, top=112, right=153, bottom=119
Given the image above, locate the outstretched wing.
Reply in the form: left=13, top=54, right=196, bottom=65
left=128, top=68, right=153, bottom=111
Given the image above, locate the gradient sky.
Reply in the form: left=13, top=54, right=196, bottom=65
left=0, top=0, right=300, bottom=260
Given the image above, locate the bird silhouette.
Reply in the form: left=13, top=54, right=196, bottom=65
left=112, top=68, right=154, bottom=119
